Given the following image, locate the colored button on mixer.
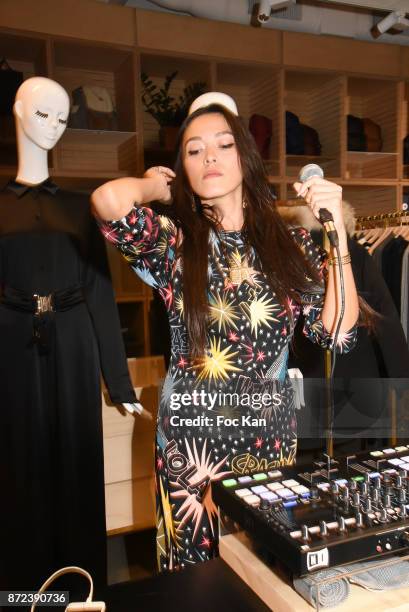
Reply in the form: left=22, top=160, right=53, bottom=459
left=223, top=479, right=237, bottom=487
left=283, top=500, right=298, bottom=509
left=238, top=476, right=252, bottom=484
left=277, top=488, right=297, bottom=499
left=259, top=491, right=279, bottom=502
left=267, top=470, right=282, bottom=479
left=243, top=494, right=261, bottom=506
left=251, top=485, right=268, bottom=494
left=282, top=479, right=299, bottom=487
left=235, top=488, right=252, bottom=498
left=253, top=473, right=268, bottom=481
left=267, top=482, right=284, bottom=491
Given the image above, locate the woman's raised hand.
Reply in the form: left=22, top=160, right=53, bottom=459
left=144, top=166, right=176, bottom=203
left=293, top=177, right=346, bottom=241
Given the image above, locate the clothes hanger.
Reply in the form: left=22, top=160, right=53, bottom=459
left=368, top=217, right=394, bottom=255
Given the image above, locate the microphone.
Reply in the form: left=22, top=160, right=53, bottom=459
left=298, top=163, right=339, bottom=247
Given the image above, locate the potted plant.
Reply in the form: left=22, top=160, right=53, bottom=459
left=141, top=71, right=206, bottom=151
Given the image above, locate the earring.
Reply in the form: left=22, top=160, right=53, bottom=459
left=243, top=200, right=247, bottom=209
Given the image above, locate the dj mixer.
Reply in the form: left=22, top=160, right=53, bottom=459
left=212, top=445, right=409, bottom=576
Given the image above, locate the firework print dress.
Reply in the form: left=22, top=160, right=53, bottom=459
left=98, top=204, right=357, bottom=571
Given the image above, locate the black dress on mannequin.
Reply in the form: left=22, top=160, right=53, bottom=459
left=0, top=179, right=136, bottom=596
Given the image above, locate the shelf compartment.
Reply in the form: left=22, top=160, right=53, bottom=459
left=53, top=40, right=136, bottom=132
left=140, top=54, right=211, bottom=151
left=216, top=62, right=282, bottom=167
left=342, top=185, right=397, bottom=217
left=285, top=71, right=343, bottom=178
left=54, top=128, right=137, bottom=175
left=346, top=77, right=399, bottom=179
left=346, top=152, right=398, bottom=180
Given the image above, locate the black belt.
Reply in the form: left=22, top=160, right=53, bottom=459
left=1, top=285, right=85, bottom=353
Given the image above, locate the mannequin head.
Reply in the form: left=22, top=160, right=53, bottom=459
left=13, top=77, right=70, bottom=150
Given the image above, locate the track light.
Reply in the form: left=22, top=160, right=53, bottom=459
left=256, top=0, right=296, bottom=24
left=371, top=10, right=409, bottom=39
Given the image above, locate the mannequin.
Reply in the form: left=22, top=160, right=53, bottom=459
left=13, top=76, right=147, bottom=417
left=0, top=77, right=143, bottom=596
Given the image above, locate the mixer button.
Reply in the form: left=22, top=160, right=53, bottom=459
left=395, top=446, right=408, bottom=452
left=369, top=472, right=381, bottom=479
left=259, top=491, right=279, bottom=502
left=290, top=530, right=302, bottom=539
left=267, top=482, right=284, bottom=492
left=383, top=448, right=396, bottom=455
left=388, top=458, right=404, bottom=466
left=385, top=542, right=392, bottom=550
left=282, top=479, right=299, bottom=487
left=401, top=456, right=409, bottom=462
left=277, top=488, right=297, bottom=499
left=251, top=485, right=268, bottom=494
left=292, top=485, right=310, bottom=495
left=238, top=476, right=253, bottom=484
left=267, top=470, right=282, bottom=479
left=344, top=517, right=356, bottom=526
left=283, top=500, right=298, bottom=509
left=370, top=451, right=384, bottom=457
left=334, top=479, right=348, bottom=486
left=235, top=488, right=252, bottom=498
left=243, top=494, right=261, bottom=506
left=222, top=479, right=237, bottom=487
left=253, top=473, right=268, bottom=481
left=308, top=525, right=320, bottom=535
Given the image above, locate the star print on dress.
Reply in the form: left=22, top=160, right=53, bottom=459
left=97, top=206, right=358, bottom=571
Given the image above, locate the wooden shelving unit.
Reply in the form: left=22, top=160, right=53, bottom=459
left=1, top=6, right=409, bottom=359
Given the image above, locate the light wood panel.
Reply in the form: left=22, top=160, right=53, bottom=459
left=0, top=0, right=135, bottom=46
left=136, top=9, right=281, bottom=64
left=283, top=30, right=402, bottom=77
left=342, top=185, right=398, bottom=216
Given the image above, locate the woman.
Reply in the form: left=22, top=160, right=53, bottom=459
left=92, top=94, right=359, bottom=571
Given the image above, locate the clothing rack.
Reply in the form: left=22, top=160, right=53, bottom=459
left=356, top=210, right=409, bottom=228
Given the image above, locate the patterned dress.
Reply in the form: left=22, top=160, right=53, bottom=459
left=98, top=204, right=357, bottom=571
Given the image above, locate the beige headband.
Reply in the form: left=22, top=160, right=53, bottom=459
left=188, top=92, right=239, bottom=116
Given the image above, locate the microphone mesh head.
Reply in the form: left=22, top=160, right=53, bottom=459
left=299, top=164, right=324, bottom=183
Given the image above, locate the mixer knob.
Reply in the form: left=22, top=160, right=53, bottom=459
left=331, top=482, right=339, bottom=495
left=301, top=524, right=310, bottom=540
left=374, top=477, right=381, bottom=490
left=338, top=516, right=346, bottom=532
left=365, top=498, right=372, bottom=513
left=364, top=472, right=371, bottom=483
left=352, top=492, right=360, bottom=507
left=400, top=504, right=407, bottom=518
left=396, top=475, right=403, bottom=488
left=372, top=488, right=380, bottom=503
left=385, top=486, right=394, bottom=497
left=355, top=512, right=364, bottom=528
left=379, top=508, right=388, bottom=522
left=349, top=480, right=358, bottom=491
left=260, top=497, right=271, bottom=510
left=384, top=494, right=392, bottom=508
left=399, top=489, right=407, bottom=503
left=399, top=469, right=408, bottom=479
left=361, top=482, right=369, bottom=496
left=319, top=520, right=328, bottom=536
left=310, top=487, right=319, bottom=500
left=342, top=486, right=349, bottom=500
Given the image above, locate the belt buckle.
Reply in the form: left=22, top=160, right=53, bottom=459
left=33, top=293, right=54, bottom=315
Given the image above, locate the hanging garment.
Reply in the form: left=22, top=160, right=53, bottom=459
left=401, top=244, right=409, bottom=340
left=279, top=203, right=409, bottom=451
left=0, top=179, right=136, bottom=594
left=381, top=235, right=408, bottom=314
left=97, top=204, right=357, bottom=571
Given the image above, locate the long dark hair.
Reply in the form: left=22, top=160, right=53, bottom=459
left=171, top=104, right=320, bottom=360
